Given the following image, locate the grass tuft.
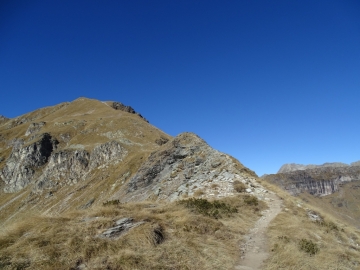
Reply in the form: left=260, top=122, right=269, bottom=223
left=299, top=239, right=319, bottom=255
left=233, top=180, right=246, bottom=193
left=179, top=198, right=237, bottom=218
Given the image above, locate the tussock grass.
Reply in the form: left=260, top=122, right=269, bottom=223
left=261, top=181, right=360, bottom=270
left=0, top=194, right=265, bottom=270
left=233, top=180, right=246, bottom=193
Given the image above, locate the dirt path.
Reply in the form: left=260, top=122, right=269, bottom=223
left=235, top=192, right=283, bottom=270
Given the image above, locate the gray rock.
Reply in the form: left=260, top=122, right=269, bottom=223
left=111, top=101, right=149, bottom=122
left=155, top=137, right=169, bottom=146
left=264, top=166, right=360, bottom=196
left=211, top=161, right=222, bottom=168
left=34, top=149, right=90, bottom=191
left=81, top=198, right=95, bottom=209
left=101, top=217, right=144, bottom=238
left=124, top=132, right=256, bottom=202
left=89, top=141, right=127, bottom=169
left=25, top=122, right=46, bottom=136
left=1, top=133, right=58, bottom=192
left=60, top=133, right=71, bottom=143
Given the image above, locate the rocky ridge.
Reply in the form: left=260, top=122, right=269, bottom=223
left=264, top=163, right=360, bottom=196
left=119, top=132, right=265, bottom=202
left=278, top=162, right=358, bottom=173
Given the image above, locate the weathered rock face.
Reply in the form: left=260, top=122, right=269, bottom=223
left=34, top=149, right=90, bottom=191
left=124, top=132, right=257, bottom=202
left=25, top=122, right=46, bottom=136
left=111, top=102, right=149, bottom=122
left=2, top=134, right=128, bottom=193
left=264, top=165, right=360, bottom=196
left=1, top=133, right=58, bottom=192
left=89, top=141, right=127, bottom=170
left=34, top=141, right=127, bottom=192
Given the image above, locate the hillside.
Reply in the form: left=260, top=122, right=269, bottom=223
left=1, top=98, right=360, bottom=269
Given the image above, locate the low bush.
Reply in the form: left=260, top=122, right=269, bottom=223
left=233, top=180, right=246, bottom=193
left=179, top=198, right=237, bottom=218
left=103, top=200, right=121, bottom=206
left=243, top=195, right=258, bottom=206
left=299, top=239, right=319, bottom=255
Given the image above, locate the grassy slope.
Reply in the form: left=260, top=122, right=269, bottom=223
left=259, top=180, right=360, bottom=270
left=0, top=195, right=265, bottom=270
left=299, top=182, right=360, bottom=230
left=0, top=97, right=171, bottom=224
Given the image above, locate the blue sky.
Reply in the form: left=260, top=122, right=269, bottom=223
left=1, top=1, right=360, bottom=176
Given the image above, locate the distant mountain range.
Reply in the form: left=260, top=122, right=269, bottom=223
left=278, top=161, right=360, bottom=173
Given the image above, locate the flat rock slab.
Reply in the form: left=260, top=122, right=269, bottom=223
left=100, top=217, right=145, bottom=238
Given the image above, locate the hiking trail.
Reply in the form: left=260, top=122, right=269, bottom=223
left=235, top=191, right=283, bottom=270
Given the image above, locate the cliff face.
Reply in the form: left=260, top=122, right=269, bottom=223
left=1, top=133, right=58, bottom=192
left=264, top=165, right=360, bottom=196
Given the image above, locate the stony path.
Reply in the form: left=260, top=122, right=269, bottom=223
left=235, top=192, right=283, bottom=270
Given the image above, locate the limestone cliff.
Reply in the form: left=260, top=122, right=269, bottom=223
left=264, top=164, right=360, bottom=196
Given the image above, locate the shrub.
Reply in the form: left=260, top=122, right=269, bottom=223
left=299, top=239, right=319, bottom=255
left=243, top=195, right=258, bottom=206
left=316, top=220, right=339, bottom=232
left=233, top=180, right=246, bottom=193
left=179, top=198, right=237, bottom=218
left=103, top=200, right=121, bottom=206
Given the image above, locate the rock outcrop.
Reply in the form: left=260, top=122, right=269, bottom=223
left=25, top=122, right=46, bottom=136
left=1, top=133, right=58, bottom=192
left=0, top=115, right=9, bottom=125
left=111, top=102, right=148, bottom=122
left=89, top=141, right=127, bottom=170
left=123, top=132, right=257, bottom=202
left=34, top=149, right=90, bottom=191
left=34, top=141, right=127, bottom=192
left=264, top=164, right=360, bottom=196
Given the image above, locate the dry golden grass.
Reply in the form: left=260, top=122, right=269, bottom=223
left=233, top=180, right=246, bottom=193
left=0, top=195, right=266, bottom=270
left=260, top=180, right=360, bottom=270
left=0, top=97, right=171, bottom=223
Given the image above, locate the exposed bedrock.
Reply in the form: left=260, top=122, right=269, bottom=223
left=2, top=139, right=127, bottom=193
left=264, top=166, right=360, bottom=196
left=1, top=133, right=58, bottom=192
left=125, top=132, right=257, bottom=202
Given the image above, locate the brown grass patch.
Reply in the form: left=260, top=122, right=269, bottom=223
left=0, top=195, right=266, bottom=270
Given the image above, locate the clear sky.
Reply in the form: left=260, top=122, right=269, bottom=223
left=1, top=1, right=360, bottom=176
